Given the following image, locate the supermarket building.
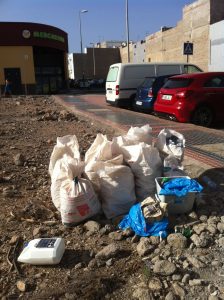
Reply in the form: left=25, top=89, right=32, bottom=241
left=0, top=22, right=68, bottom=95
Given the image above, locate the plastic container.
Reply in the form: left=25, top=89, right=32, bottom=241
left=155, top=176, right=196, bottom=214
left=17, top=238, right=65, bottom=265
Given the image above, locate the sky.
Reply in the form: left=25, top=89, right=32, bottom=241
left=0, top=0, right=195, bottom=53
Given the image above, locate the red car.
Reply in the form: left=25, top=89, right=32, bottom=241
left=154, top=72, right=224, bottom=127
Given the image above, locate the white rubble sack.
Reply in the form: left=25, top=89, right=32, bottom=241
left=120, top=143, right=162, bottom=199
left=60, top=176, right=100, bottom=225
left=84, top=138, right=136, bottom=219
left=98, top=161, right=136, bottom=219
left=112, top=124, right=152, bottom=155
left=51, top=154, right=100, bottom=224
left=156, top=128, right=185, bottom=161
left=85, top=133, right=113, bottom=172
left=49, top=135, right=80, bottom=177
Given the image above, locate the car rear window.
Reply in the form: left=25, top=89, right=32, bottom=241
left=163, top=78, right=192, bottom=89
left=141, top=77, right=155, bottom=88
left=106, top=66, right=119, bottom=82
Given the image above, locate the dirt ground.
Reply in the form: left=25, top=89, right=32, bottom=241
left=0, top=96, right=224, bottom=300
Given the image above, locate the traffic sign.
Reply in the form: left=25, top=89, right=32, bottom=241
left=183, top=42, right=193, bottom=55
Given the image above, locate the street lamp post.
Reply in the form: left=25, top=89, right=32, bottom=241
left=90, top=43, right=96, bottom=78
left=79, top=9, right=88, bottom=54
left=126, top=0, right=130, bottom=63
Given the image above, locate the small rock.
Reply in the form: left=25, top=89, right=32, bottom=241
left=132, top=287, right=154, bottom=300
left=165, top=291, right=179, bottom=300
left=153, top=260, right=176, bottom=276
left=188, top=211, right=198, bottom=220
left=207, top=224, right=217, bottom=235
left=167, top=233, right=188, bottom=249
left=95, top=243, right=120, bottom=260
left=9, top=235, right=19, bottom=245
left=187, top=256, right=205, bottom=268
left=182, top=260, right=189, bottom=269
left=33, top=227, right=41, bottom=236
left=218, top=237, right=224, bottom=248
left=16, top=280, right=26, bottom=292
left=193, top=223, right=206, bottom=235
left=190, top=233, right=208, bottom=248
left=149, top=236, right=160, bottom=245
left=208, top=216, right=219, bottom=225
left=13, top=153, right=25, bottom=166
left=172, top=282, right=186, bottom=298
left=172, top=274, right=182, bottom=281
left=108, top=231, right=123, bottom=241
left=217, top=223, right=224, bottom=233
left=74, top=262, right=83, bottom=270
left=208, top=296, right=219, bottom=300
left=199, top=215, right=208, bottom=222
left=182, top=274, right=190, bottom=284
left=148, top=277, right=163, bottom=291
left=84, top=220, right=101, bottom=233
left=189, top=279, right=203, bottom=286
left=137, top=238, right=154, bottom=257
left=106, top=258, right=114, bottom=267
left=208, top=284, right=217, bottom=294
left=103, top=224, right=115, bottom=234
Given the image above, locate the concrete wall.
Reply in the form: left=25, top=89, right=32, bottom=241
left=209, top=20, right=224, bottom=71
left=73, top=47, right=121, bottom=79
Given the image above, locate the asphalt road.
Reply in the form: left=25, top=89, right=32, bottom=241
left=55, top=92, right=224, bottom=169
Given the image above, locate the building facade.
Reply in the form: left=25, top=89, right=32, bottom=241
left=0, top=22, right=68, bottom=95
left=120, top=0, right=224, bottom=72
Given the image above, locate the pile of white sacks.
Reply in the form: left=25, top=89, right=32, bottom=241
left=49, top=125, right=185, bottom=225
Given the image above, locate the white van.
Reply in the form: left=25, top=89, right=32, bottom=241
left=105, top=63, right=202, bottom=107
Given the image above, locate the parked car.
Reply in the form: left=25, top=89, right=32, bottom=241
left=154, top=72, right=224, bottom=127
left=105, top=62, right=202, bottom=107
left=133, top=74, right=177, bottom=112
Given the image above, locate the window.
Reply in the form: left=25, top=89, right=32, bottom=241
left=106, top=66, right=119, bottom=82
left=184, top=64, right=202, bottom=73
left=124, top=66, right=155, bottom=79
left=141, top=77, right=156, bottom=88
left=163, top=78, right=192, bottom=89
left=157, top=65, right=181, bottom=75
left=204, top=76, right=224, bottom=88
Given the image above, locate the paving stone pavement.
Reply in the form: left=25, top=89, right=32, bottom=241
left=55, top=93, right=224, bottom=169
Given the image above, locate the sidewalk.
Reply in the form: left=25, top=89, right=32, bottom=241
left=54, top=93, right=224, bottom=170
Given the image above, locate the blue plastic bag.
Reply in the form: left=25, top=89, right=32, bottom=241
left=159, top=178, right=203, bottom=197
left=119, top=203, right=168, bottom=237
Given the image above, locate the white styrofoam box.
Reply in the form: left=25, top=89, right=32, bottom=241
left=17, top=238, right=65, bottom=265
left=155, top=176, right=196, bottom=214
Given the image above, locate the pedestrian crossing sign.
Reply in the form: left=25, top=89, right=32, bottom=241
left=183, top=42, right=193, bottom=55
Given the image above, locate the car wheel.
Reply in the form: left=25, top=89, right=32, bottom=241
left=191, top=106, right=213, bottom=127
left=129, top=94, right=136, bottom=110
left=114, top=100, right=120, bottom=107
